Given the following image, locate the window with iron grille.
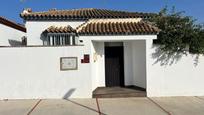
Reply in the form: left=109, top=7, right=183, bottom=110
left=43, top=34, right=78, bottom=46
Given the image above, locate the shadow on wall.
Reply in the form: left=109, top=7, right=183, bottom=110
left=151, top=45, right=201, bottom=66
left=8, top=39, right=22, bottom=46
left=40, top=33, right=46, bottom=42
left=63, top=88, right=76, bottom=99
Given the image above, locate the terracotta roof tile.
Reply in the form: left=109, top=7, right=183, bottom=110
left=43, top=18, right=159, bottom=35
left=43, top=25, right=76, bottom=34
left=20, top=8, right=156, bottom=20
left=77, top=18, right=160, bottom=35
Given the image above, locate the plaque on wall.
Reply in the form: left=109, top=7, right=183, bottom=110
left=60, top=57, right=78, bottom=70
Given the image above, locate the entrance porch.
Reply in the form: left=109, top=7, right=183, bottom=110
left=89, top=35, right=156, bottom=98
left=92, top=40, right=147, bottom=98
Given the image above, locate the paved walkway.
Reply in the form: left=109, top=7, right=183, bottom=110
left=0, top=97, right=204, bottom=115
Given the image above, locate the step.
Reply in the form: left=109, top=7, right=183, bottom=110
left=93, top=92, right=146, bottom=98
left=92, top=86, right=146, bottom=98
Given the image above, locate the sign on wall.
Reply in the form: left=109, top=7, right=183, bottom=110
left=60, top=57, right=78, bottom=71
left=81, top=54, right=90, bottom=63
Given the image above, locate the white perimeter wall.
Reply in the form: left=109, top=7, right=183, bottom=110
left=0, top=24, right=25, bottom=46
left=0, top=44, right=93, bottom=99
left=124, top=40, right=146, bottom=88
left=146, top=40, right=204, bottom=97
left=26, top=21, right=85, bottom=45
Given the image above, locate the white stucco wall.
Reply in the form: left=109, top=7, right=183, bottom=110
left=0, top=45, right=92, bottom=99
left=124, top=41, right=133, bottom=85
left=124, top=40, right=146, bottom=88
left=0, top=24, right=25, bottom=46
left=0, top=34, right=158, bottom=99
left=146, top=40, right=204, bottom=97
left=26, top=21, right=85, bottom=45
left=91, top=41, right=105, bottom=90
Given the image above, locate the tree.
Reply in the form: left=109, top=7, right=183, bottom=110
left=151, top=7, right=204, bottom=55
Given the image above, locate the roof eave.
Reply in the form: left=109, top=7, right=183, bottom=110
left=0, top=16, right=26, bottom=32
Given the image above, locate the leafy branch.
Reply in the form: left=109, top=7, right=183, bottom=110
left=151, top=7, right=204, bottom=55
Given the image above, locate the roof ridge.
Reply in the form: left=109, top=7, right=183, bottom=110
left=22, top=8, right=155, bottom=14
left=21, top=8, right=98, bottom=14
left=20, top=8, right=157, bottom=20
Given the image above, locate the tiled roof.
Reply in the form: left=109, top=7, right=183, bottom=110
left=0, top=16, right=26, bottom=32
left=43, top=18, right=159, bottom=35
left=77, top=18, right=160, bottom=35
left=43, top=25, right=76, bottom=34
left=20, top=8, right=156, bottom=20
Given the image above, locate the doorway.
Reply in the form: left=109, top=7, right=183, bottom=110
left=105, top=44, right=124, bottom=87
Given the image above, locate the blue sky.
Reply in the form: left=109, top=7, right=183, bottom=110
left=0, top=0, right=203, bottom=24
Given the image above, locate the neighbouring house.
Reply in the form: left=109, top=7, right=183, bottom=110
left=0, top=8, right=204, bottom=99
left=0, top=16, right=26, bottom=46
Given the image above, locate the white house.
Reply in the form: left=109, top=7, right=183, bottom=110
left=0, top=16, right=26, bottom=46
left=0, top=8, right=204, bottom=99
